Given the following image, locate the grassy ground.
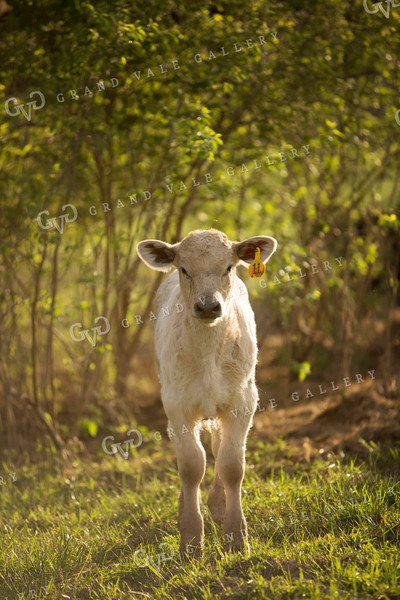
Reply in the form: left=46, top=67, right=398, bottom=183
left=0, top=433, right=399, bottom=600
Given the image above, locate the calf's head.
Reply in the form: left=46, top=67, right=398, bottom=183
left=137, top=229, right=277, bottom=325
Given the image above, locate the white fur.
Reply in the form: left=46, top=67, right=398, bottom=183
left=136, top=229, right=277, bottom=554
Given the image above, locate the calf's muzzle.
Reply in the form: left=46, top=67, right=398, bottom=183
left=193, top=296, right=222, bottom=320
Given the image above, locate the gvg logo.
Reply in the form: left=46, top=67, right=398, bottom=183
left=102, top=429, right=143, bottom=459
left=134, top=542, right=174, bottom=570
left=363, top=0, right=400, bottom=17
left=0, top=472, right=17, bottom=486
left=69, top=316, right=110, bottom=347
left=5, top=90, right=45, bottom=121
left=37, top=204, right=78, bottom=233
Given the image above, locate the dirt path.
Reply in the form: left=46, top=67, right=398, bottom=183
left=253, top=378, right=400, bottom=462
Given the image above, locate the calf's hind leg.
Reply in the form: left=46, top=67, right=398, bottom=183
left=207, top=424, right=226, bottom=523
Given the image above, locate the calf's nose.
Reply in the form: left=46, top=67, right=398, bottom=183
left=194, top=297, right=222, bottom=320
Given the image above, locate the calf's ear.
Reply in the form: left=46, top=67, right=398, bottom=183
left=136, top=239, right=179, bottom=272
left=234, top=236, right=277, bottom=267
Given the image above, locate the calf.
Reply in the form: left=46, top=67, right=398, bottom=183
left=136, top=228, right=277, bottom=557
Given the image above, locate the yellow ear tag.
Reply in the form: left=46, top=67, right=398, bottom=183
left=248, top=247, right=265, bottom=278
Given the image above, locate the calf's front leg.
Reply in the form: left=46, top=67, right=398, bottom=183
left=170, top=422, right=206, bottom=558
left=217, top=406, right=255, bottom=554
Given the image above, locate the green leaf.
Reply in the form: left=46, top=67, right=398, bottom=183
left=80, top=419, right=98, bottom=438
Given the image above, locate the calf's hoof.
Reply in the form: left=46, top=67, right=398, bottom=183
left=179, top=543, right=203, bottom=561
left=223, top=530, right=250, bottom=555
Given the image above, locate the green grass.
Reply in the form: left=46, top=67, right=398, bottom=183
left=0, top=435, right=399, bottom=600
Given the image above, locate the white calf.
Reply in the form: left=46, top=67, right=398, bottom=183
left=137, top=228, right=277, bottom=557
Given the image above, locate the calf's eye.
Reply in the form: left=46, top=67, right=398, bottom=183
left=226, top=265, right=232, bottom=273
left=181, top=267, right=191, bottom=278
